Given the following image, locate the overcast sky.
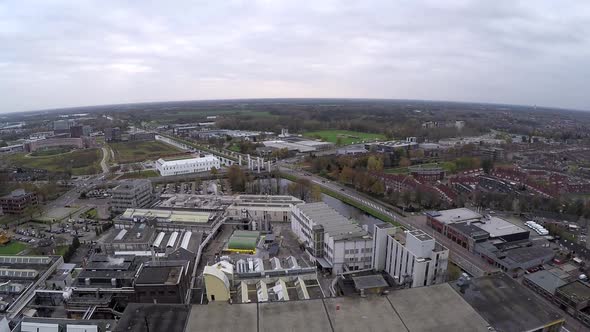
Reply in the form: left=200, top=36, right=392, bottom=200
left=1, top=0, right=589, bottom=113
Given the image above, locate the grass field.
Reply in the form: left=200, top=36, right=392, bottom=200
left=0, top=242, right=28, bottom=255
left=119, top=170, right=160, bottom=179
left=4, top=149, right=102, bottom=175
left=110, top=141, right=182, bottom=164
left=304, top=130, right=386, bottom=145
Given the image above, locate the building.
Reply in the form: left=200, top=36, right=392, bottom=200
left=24, top=137, right=86, bottom=152
left=101, top=223, right=157, bottom=254
left=104, top=127, right=121, bottom=142
left=291, top=202, right=373, bottom=274
left=226, top=195, right=304, bottom=231
left=458, top=274, right=565, bottom=332
left=134, top=260, right=192, bottom=304
left=69, top=125, right=84, bottom=138
left=129, top=132, right=155, bottom=141
left=480, top=147, right=506, bottom=162
left=52, top=119, right=71, bottom=133
left=185, top=283, right=491, bottom=332
left=115, top=208, right=221, bottom=233
left=554, top=280, right=590, bottom=327
left=111, top=179, right=154, bottom=213
left=0, top=189, right=38, bottom=214
left=156, top=155, right=220, bottom=176
left=426, top=208, right=530, bottom=249
left=408, top=165, right=445, bottom=182
left=365, top=139, right=418, bottom=153
left=372, top=224, right=449, bottom=288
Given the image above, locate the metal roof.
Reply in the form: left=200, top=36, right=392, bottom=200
left=297, top=202, right=369, bottom=240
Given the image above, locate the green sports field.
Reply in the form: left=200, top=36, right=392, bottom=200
left=304, top=130, right=386, bottom=145
left=110, top=141, right=183, bottom=164
left=0, top=242, right=28, bottom=255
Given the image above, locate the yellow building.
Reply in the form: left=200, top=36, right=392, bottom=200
left=203, top=261, right=233, bottom=302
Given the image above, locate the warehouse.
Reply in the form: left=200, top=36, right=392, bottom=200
left=156, top=155, right=220, bottom=176
left=226, top=230, right=260, bottom=254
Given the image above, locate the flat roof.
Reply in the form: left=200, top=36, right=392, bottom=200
left=185, top=303, right=257, bottom=332
left=183, top=285, right=491, bottom=332
left=323, top=297, right=407, bottom=332
left=473, top=216, right=527, bottom=238
left=458, top=274, right=564, bottom=331
left=450, top=222, right=490, bottom=238
left=297, top=202, right=369, bottom=241
left=135, top=266, right=183, bottom=285
left=158, top=155, right=219, bottom=165
left=524, top=270, right=567, bottom=294
left=351, top=274, right=389, bottom=290
left=121, top=208, right=211, bottom=223
left=115, top=304, right=190, bottom=332
left=389, top=283, right=490, bottom=331
left=557, top=281, right=590, bottom=303
left=259, top=300, right=332, bottom=332
left=432, top=208, right=482, bottom=224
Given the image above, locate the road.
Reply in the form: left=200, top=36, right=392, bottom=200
left=100, top=147, right=110, bottom=174
left=278, top=164, right=497, bottom=277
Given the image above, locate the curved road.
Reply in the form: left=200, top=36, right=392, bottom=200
left=100, top=147, right=110, bottom=174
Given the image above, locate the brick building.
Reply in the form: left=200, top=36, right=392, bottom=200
left=0, top=189, right=38, bottom=214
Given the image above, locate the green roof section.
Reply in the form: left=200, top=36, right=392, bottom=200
left=227, top=231, right=260, bottom=251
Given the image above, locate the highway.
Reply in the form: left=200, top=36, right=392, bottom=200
left=278, top=164, right=498, bottom=277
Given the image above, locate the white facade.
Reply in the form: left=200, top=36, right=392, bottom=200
left=291, top=203, right=373, bottom=275
left=373, top=224, right=449, bottom=288
left=156, top=155, right=220, bottom=176
left=226, top=195, right=304, bottom=231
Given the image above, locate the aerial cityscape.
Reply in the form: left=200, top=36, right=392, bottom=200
left=2, top=1, right=590, bottom=332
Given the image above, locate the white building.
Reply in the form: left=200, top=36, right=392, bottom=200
left=226, top=195, right=304, bottom=231
left=291, top=202, right=373, bottom=275
left=156, top=155, right=220, bottom=176
left=372, top=223, right=449, bottom=288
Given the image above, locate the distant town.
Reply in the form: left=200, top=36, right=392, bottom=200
left=1, top=98, right=590, bottom=331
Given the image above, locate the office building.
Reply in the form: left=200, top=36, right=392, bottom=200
left=291, top=202, right=373, bottom=275
left=0, top=189, right=38, bottom=214
left=156, top=156, right=220, bottom=176
left=372, top=223, right=449, bottom=288
left=105, top=127, right=122, bottom=142
left=111, top=179, right=153, bottom=213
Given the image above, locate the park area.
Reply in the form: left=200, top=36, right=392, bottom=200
left=109, top=141, right=182, bottom=164
left=0, top=242, right=28, bottom=255
left=304, top=130, right=386, bottom=145
left=3, top=148, right=102, bottom=175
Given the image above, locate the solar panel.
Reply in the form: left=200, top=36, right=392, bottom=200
left=0, top=256, right=50, bottom=265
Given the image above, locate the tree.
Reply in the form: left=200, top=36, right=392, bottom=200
left=227, top=165, right=246, bottom=192
left=367, top=156, right=384, bottom=172
left=399, top=157, right=411, bottom=168
left=482, top=159, right=494, bottom=174
left=310, top=185, right=322, bottom=202
left=336, top=136, right=344, bottom=147
left=210, top=166, right=218, bottom=177
left=370, top=181, right=385, bottom=196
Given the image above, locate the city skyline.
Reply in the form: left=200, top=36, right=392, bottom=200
left=1, top=0, right=590, bottom=113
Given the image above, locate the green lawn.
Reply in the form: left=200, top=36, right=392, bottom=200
left=118, top=170, right=160, bottom=179
left=4, top=149, right=102, bottom=175
left=110, top=141, right=183, bottom=164
left=304, top=130, right=386, bottom=145
left=228, top=144, right=241, bottom=152
left=84, top=208, right=98, bottom=219
left=0, top=242, right=28, bottom=255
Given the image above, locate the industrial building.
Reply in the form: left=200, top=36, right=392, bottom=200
left=226, top=195, right=304, bottom=231
left=262, top=138, right=334, bottom=153
left=457, top=274, right=565, bottom=332
left=115, top=208, right=222, bottom=232
left=0, top=189, right=38, bottom=215
left=104, top=127, right=121, bottom=142
left=23, top=137, right=92, bottom=152
left=203, top=256, right=321, bottom=304
left=291, top=202, right=373, bottom=275
left=156, top=155, right=220, bottom=176
left=364, top=139, right=418, bottom=153
left=555, top=280, right=590, bottom=327
left=372, top=223, right=449, bottom=288
left=110, top=179, right=154, bottom=213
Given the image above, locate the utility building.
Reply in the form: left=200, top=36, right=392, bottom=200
left=372, top=223, right=449, bottom=288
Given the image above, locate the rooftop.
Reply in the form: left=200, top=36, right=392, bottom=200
left=135, top=265, right=183, bottom=285
left=524, top=270, right=567, bottom=294
left=472, top=216, right=528, bottom=238
left=157, top=155, right=218, bottom=165
left=557, top=281, right=590, bottom=303
left=458, top=274, right=564, bottom=332
left=115, top=304, right=190, bottom=332
left=351, top=274, right=389, bottom=290
left=429, top=208, right=482, bottom=224
left=297, top=202, right=369, bottom=241
left=120, top=208, right=212, bottom=224
left=450, top=222, right=490, bottom=238
left=182, top=283, right=490, bottom=332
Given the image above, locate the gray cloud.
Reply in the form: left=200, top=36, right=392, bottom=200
left=1, top=0, right=589, bottom=112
